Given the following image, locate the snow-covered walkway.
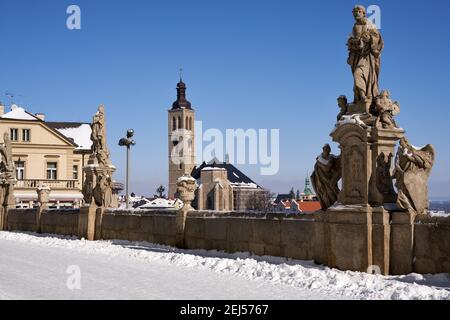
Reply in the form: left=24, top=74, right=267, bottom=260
left=0, top=231, right=449, bottom=300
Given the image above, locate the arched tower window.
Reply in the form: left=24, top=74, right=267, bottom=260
left=189, top=117, right=193, bottom=131
left=186, top=116, right=189, bottom=130
left=177, top=116, right=181, bottom=129
left=172, top=117, right=176, bottom=131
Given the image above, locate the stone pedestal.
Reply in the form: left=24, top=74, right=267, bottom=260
left=36, top=186, right=50, bottom=233
left=389, top=211, right=415, bottom=275
left=0, top=179, right=17, bottom=231
left=331, top=123, right=404, bottom=207
left=315, top=205, right=391, bottom=275
left=0, top=206, right=5, bottom=231
left=175, top=175, right=197, bottom=248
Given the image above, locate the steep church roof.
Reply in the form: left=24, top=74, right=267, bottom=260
left=191, top=158, right=260, bottom=188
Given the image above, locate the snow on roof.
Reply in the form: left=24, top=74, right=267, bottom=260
left=52, top=123, right=92, bottom=151
left=138, top=198, right=183, bottom=209
left=0, top=106, right=38, bottom=121
left=201, top=167, right=226, bottom=172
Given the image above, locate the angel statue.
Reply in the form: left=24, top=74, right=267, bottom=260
left=375, top=90, right=400, bottom=129
left=394, top=137, right=435, bottom=214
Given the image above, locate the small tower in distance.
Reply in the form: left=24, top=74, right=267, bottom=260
left=168, top=75, right=196, bottom=198
left=302, top=175, right=315, bottom=201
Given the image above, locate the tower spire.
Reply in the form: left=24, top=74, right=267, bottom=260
left=172, top=72, right=192, bottom=110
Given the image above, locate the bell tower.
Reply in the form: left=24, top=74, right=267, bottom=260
left=168, top=77, right=196, bottom=198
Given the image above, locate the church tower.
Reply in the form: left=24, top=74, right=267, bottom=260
left=168, top=77, right=196, bottom=198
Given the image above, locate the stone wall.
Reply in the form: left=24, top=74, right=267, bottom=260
left=101, top=210, right=178, bottom=246
left=414, top=215, right=450, bottom=274
left=7, top=209, right=37, bottom=232
left=6, top=209, right=79, bottom=236
left=3, top=206, right=450, bottom=275
left=184, top=211, right=315, bottom=260
left=40, top=210, right=79, bottom=236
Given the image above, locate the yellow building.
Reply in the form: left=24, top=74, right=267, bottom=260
left=0, top=103, right=91, bottom=208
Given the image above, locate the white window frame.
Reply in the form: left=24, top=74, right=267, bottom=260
left=10, top=128, right=19, bottom=141
left=22, top=129, right=31, bottom=142
left=15, top=161, right=25, bottom=180
left=46, top=162, right=58, bottom=180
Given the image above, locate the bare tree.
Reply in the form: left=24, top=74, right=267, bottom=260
left=156, top=185, right=166, bottom=198
left=245, top=190, right=274, bottom=213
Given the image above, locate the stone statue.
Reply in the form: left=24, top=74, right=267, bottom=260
left=311, top=144, right=341, bottom=210
left=0, top=132, right=15, bottom=180
left=337, top=95, right=348, bottom=121
left=375, top=90, right=400, bottom=129
left=83, top=105, right=117, bottom=208
left=0, top=133, right=16, bottom=208
left=347, top=5, right=384, bottom=112
left=394, top=137, right=435, bottom=214
left=93, top=173, right=114, bottom=208
left=82, top=172, right=94, bottom=204
left=90, top=105, right=111, bottom=166
left=375, top=152, right=396, bottom=202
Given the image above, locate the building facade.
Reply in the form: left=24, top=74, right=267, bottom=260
left=0, top=104, right=91, bottom=208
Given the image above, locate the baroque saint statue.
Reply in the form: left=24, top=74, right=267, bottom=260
left=347, top=5, right=384, bottom=112
left=311, top=144, right=341, bottom=210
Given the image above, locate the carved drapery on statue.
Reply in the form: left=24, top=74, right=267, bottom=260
left=311, top=144, right=341, bottom=210
left=347, top=5, right=384, bottom=113
left=83, top=105, right=118, bottom=208
left=0, top=133, right=16, bottom=208
left=394, top=138, right=435, bottom=214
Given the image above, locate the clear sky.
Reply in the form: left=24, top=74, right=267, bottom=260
left=1, top=0, right=449, bottom=199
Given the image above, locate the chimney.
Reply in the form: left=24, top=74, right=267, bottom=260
left=35, top=113, right=46, bottom=121
left=0, top=102, right=4, bottom=116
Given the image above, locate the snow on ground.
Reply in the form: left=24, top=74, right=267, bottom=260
left=0, top=231, right=449, bottom=300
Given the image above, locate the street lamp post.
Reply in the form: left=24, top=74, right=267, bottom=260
left=119, top=129, right=136, bottom=209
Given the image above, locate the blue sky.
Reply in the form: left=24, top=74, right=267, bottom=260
left=1, top=0, right=449, bottom=198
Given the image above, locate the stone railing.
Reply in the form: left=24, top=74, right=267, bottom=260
left=15, top=179, right=79, bottom=190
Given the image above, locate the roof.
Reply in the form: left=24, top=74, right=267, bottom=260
left=46, top=122, right=92, bottom=151
left=299, top=201, right=321, bottom=212
left=278, top=199, right=321, bottom=212
left=191, top=158, right=260, bottom=188
left=0, top=106, right=40, bottom=121
left=274, top=194, right=292, bottom=204
left=0, top=106, right=80, bottom=148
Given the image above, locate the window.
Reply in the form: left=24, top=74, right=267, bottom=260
left=10, top=128, right=18, bottom=141
left=46, top=162, right=57, bottom=180
left=73, top=165, right=79, bottom=180
left=15, top=161, right=25, bottom=180
left=22, top=129, right=30, bottom=142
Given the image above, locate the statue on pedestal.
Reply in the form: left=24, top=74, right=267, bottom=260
left=311, top=144, right=341, bottom=210
left=0, top=133, right=16, bottom=206
left=347, top=5, right=384, bottom=113
left=394, top=138, right=435, bottom=214
left=83, top=105, right=117, bottom=208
